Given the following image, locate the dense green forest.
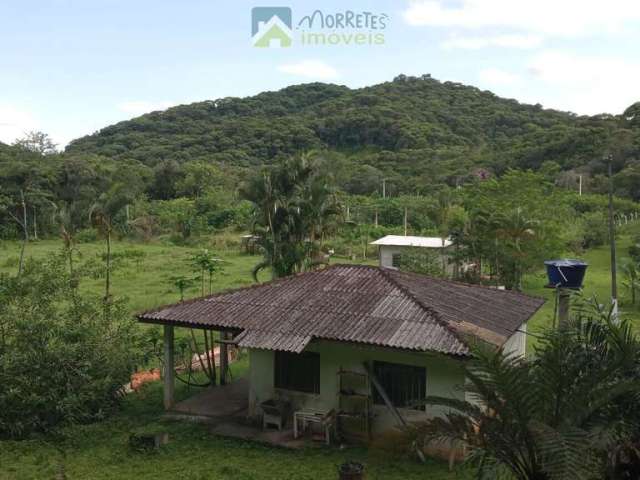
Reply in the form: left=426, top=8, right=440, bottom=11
left=66, top=74, right=640, bottom=198
left=2, top=74, right=640, bottom=288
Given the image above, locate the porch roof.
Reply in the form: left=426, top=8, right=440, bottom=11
left=138, top=265, right=544, bottom=356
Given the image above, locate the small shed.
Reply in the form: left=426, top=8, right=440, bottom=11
left=240, top=234, right=260, bottom=255
left=370, top=235, right=453, bottom=271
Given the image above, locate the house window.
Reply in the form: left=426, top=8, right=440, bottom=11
left=372, top=361, right=426, bottom=410
left=391, top=253, right=402, bottom=268
left=274, top=351, right=320, bottom=394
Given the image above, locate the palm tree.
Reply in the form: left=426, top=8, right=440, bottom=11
left=621, top=259, right=639, bottom=305
left=89, top=183, right=134, bottom=303
left=54, top=204, right=78, bottom=278
left=241, top=154, right=338, bottom=281
left=420, top=301, right=640, bottom=480
left=434, top=190, right=453, bottom=275
left=495, top=207, right=538, bottom=290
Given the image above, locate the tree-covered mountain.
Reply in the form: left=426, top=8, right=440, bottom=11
left=66, top=74, right=640, bottom=197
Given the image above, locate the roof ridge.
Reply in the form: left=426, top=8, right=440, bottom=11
left=391, top=268, right=545, bottom=301
left=376, top=267, right=470, bottom=352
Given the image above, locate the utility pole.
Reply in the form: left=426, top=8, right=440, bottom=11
left=578, top=175, right=582, bottom=196
left=607, top=154, right=618, bottom=320
left=404, top=207, right=408, bottom=236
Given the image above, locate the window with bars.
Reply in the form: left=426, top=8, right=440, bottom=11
left=274, top=351, right=320, bottom=394
left=372, top=361, right=426, bottom=410
left=391, top=253, right=402, bottom=268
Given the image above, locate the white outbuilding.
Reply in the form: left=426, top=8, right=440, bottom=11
left=370, top=235, right=453, bottom=271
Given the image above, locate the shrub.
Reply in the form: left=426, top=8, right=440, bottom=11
left=581, top=210, right=609, bottom=248
left=398, top=247, right=445, bottom=277
left=0, top=253, right=141, bottom=438
left=75, top=228, right=99, bottom=243
left=629, top=236, right=640, bottom=263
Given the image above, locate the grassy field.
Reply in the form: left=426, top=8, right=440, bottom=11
left=522, top=225, right=640, bottom=344
left=0, top=230, right=638, bottom=479
left=1, top=229, right=637, bottom=337
left=0, top=238, right=268, bottom=313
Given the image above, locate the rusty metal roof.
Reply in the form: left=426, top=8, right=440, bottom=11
left=138, top=265, right=544, bottom=356
left=385, top=269, right=545, bottom=345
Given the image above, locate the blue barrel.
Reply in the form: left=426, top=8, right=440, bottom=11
left=544, top=259, right=588, bottom=289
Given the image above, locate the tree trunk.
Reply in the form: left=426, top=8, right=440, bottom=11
left=454, top=242, right=460, bottom=280
left=17, top=190, right=29, bottom=276
left=190, top=329, right=210, bottom=378
left=203, top=330, right=215, bottom=387
left=105, top=227, right=111, bottom=300
left=267, top=209, right=278, bottom=280
left=32, top=206, right=38, bottom=240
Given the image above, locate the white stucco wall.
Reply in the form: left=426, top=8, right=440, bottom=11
left=502, top=322, right=527, bottom=358
left=248, top=340, right=466, bottom=434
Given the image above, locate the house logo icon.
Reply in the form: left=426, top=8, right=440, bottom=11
left=251, top=7, right=293, bottom=48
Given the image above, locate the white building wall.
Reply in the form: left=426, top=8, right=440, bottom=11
left=248, top=340, right=466, bottom=434
left=502, top=322, right=527, bottom=358
left=379, top=245, right=403, bottom=268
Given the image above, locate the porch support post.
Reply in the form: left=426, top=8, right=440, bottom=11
left=558, top=288, right=571, bottom=327
left=163, top=325, right=175, bottom=410
left=220, top=331, right=228, bottom=385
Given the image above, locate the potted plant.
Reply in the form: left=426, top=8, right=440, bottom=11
left=338, top=461, right=365, bottom=480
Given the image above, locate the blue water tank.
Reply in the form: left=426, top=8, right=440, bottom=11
left=544, top=259, right=588, bottom=289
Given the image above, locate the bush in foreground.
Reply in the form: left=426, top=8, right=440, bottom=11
left=0, top=253, right=141, bottom=438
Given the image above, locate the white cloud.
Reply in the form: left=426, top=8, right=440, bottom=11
left=117, top=100, right=175, bottom=116
left=442, top=33, right=542, bottom=50
left=403, top=0, right=640, bottom=37
left=277, top=60, right=339, bottom=80
left=526, top=51, right=640, bottom=114
left=0, top=105, right=38, bottom=145
left=478, top=68, right=520, bottom=86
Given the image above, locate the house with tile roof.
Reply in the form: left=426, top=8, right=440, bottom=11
left=138, top=264, right=543, bottom=440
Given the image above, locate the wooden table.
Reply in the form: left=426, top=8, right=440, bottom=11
left=293, top=409, right=335, bottom=445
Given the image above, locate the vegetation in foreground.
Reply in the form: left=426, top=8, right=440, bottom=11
left=1, top=224, right=639, bottom=477
left=0, top=359, right=461, bottom=480
left=420, top=300, right=640, bottom=479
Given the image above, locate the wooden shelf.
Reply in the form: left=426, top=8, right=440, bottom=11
left=337, top=366, right=372, bottom=442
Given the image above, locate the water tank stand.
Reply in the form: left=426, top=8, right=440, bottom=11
left=557, top=288, right=571, bottom=327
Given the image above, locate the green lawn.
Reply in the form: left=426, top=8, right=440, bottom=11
left=0, top=238, right=266, bottom=313
left=522, top=225, right=640, bottom=347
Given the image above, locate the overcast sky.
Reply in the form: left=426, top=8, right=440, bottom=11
left=1, top=0, right=639, bottom=147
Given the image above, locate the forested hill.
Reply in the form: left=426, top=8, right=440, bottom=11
left=66, top=74, right=640, bottom=195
